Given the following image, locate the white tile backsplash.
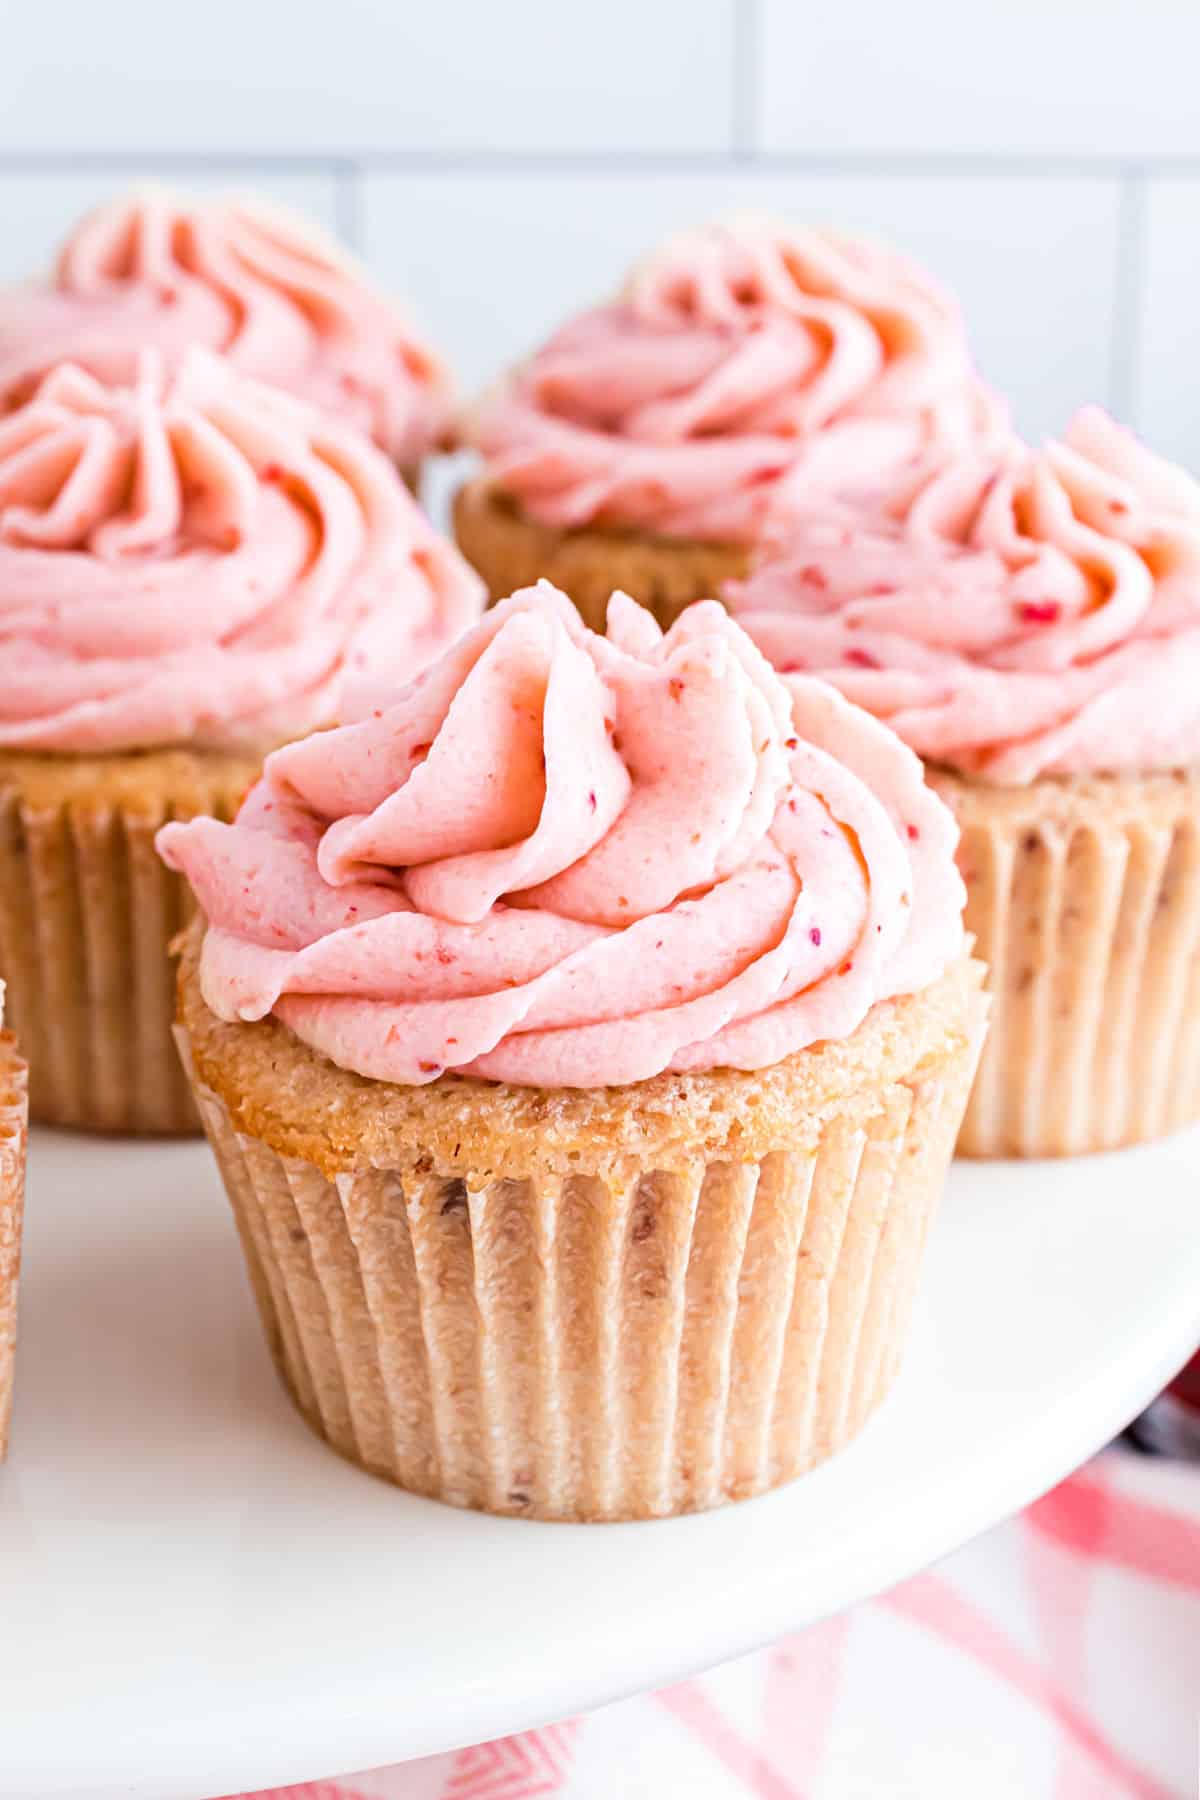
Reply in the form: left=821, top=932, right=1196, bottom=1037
left=1136, top=180, right=1200, bottom=473
left=0, top=0, right=1195, bottom=462
left=0, top=0, right=736, bottom=154
left=363, top=171, right=1122, bottom=443
left=760, top=0, right=1200, bottom=158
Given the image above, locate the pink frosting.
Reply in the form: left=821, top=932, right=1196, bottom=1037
left=0, top=353, right=483, bottom=753
left=725, top=408, right=1200, bottom=783
left=472, top=215, right=1008, bottom=545
left=157, top=581, right=965, bottom=1089
left=0, top=188, right=451, bottom=466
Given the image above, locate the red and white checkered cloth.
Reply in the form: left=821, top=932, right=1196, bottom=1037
left=227, top=1444, right=1199, bottom=1800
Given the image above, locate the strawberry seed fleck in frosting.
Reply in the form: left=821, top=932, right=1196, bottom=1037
left=158, top=581, right=965, bottom=1089
left=726, top=408, right=1200, bottom=783
left=0, top=351, right=483, bottom=753
left=471, top=214, right=1008, bottom=546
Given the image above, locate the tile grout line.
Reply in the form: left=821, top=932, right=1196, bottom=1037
left=731, top=0, right=762, bottom=159
left=2, top=147, right=1200, bottom=179
left=1109, top=170, right=1148, bottom=426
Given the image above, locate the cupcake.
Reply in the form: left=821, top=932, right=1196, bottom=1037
left=725, top=409, right=1200, bottom=1157
left=0, top=984, right=26, bottom=1463
left=0, top=186, right=451, bottom=480
left=159, top=582, right=985, bottom=1521
left=0, top=351, right=483, bottom=1134
left=455, top=215, right=1006, bottom=630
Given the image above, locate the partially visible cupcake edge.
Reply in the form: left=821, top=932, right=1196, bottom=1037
left=453, top=478, right=751, bottom=630
left=0, top=1032, right=28, bottom=1462
left=931, top=762, right=1200, bottom=1156
left=0, top=742, right=270, bottom=814
left=174, top=913, right=987, bottom=1184
left=0, top=747, right=262, bottom=1133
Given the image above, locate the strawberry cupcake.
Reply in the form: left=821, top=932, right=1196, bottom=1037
left=0, top=186, right=452, bottom=481
left=726, top=410, right=1200, bottom=1156
left=0, top=984, right=26, bottom=1463
left=0, top=351, right=483, bottom=1134
left=455, top=215, right=1006, bottom=629
left=160, top=582, right=985, bottom=1520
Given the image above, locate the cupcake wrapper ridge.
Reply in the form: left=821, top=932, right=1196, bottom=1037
left=0, top=764, right=252, bottom=1134
left=935, top=766, right=1200, bottom=1157
left=176, top=978, right=985, bottom=1523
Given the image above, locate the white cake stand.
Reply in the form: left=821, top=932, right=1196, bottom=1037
left=2, top=1126, right=1197, bottom=1800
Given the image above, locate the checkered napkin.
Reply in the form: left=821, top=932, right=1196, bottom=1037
left=227, top=1440, right=1200, bottom=1800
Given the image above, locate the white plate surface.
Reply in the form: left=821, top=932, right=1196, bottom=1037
left=2, top=1128, right=1198, bottom=1800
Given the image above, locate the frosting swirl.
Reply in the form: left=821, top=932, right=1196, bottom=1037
left=0, top=352, right=483, bottom=753
left=0, top=188, right=452, bottom=466
left=726, top=408, right=1200, bottom=782
left=471, top=215, right=1007, bottom=545
left=158, top=581, right=964, bottom=1089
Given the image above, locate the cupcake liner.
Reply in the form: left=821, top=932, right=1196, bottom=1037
left=0, top=756, right=254, bottom=1134
left=0, top=1034, right=28, bottom=1461
left=177, top=974, right=984, bottom=1522
left=933, top=766, right=1200, bottom=1157
left=452, top=479, right=751, bottom=633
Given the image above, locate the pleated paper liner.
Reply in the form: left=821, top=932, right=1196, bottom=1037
left=0, top=1033, right=28, bottom=1461
left=452, top=479, right=751, bottom=633
left=177, top=953, right=986, bottom=1522
left=932, top=765, right=1200, bottom=1158
left=0, top=747, right=261, bottom=1135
